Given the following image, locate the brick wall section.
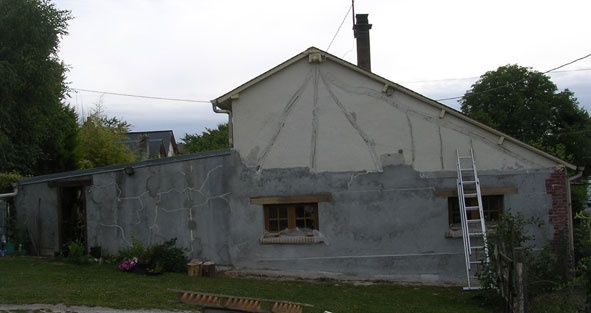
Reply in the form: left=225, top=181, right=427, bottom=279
left=545, top=167, right=569, bottom=240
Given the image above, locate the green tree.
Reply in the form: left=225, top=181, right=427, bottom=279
left=182, top=123, right=229, bottom=153
left=77, top=105, right=136, bottom=169
left=461, top=64, right=591, bottom=171
left=0, top=0, right=78, bottom=175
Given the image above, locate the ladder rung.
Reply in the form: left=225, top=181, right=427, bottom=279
left=467, top=219, right=481, bottom=223
left=471, top=245, right=485, bottom=250
left=464, top=193, right=477, bottom=198
left=470, top=260, right=482, bottom=264
left=458, top=156, right=472, bottom=159
left=463, top=180, right=477, bottom=184
left=469, top=232, right=484, bottom=236
left=460, top=167, right=474, bottom=171
left=465, top=206, right=480, bottom=211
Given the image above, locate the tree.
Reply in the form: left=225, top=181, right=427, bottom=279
left=461, top=64, right=591, bottom=172
left=77, top=105, right=137, bottom=169
left=0, top=0, right=78, bottom=175
left=182, top=124, right=229, bottom=153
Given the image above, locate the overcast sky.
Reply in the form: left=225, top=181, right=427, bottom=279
left=54, top=0, right=591, bottom=141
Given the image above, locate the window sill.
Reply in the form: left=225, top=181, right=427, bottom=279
left=259, top=229, right=325, bottom=245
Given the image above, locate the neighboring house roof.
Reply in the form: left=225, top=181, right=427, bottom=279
left=211, top=46, right=576, bottom=170
left=123, top=130, right=179, bottom=159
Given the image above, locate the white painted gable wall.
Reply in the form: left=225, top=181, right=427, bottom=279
left=231, top=58, right=558, bottom=173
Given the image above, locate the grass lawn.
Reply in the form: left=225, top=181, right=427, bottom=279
left=0, top=256, right=494, bottom=313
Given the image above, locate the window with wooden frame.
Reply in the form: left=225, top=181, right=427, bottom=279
left=448, top=195, right=504, bottom=225
left=264, top=203, right=319, bottom=232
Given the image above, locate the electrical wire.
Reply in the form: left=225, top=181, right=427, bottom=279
left=403, top=68, right=591, bottom=85
left=70, top=55, right=590, bottom=105
left=326, top=3, right=353, bottom=52
left=71, top=88, right=211, bottom=103
left=435, top=52, right=591, bottom=102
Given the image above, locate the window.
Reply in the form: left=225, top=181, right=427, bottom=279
left=448, top=195, right=503, bottom=225
left=264, top=203, right=319, bottom=232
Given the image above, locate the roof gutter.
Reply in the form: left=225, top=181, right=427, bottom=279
left=211, top=100, right=233, bottom=147
left=0, top=185, right=18, bottom=199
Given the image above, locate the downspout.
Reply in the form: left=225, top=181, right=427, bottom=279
left=211, top=100, right=233, bottom=147
left=566, top=166, right=585, bottom=257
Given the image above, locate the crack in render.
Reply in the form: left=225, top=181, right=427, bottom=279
left=89, top=165, right=230, bottom=251
left=405, top=112, right=415, bottom=164
left=257, top=68, right=314, bottom=170
left=309, top=64, right=320, bottom=171
left=438, top=125, right=444, bottom=169
left=320, top=72, right=545, bottom=169
left=319, top=70, right=382, bottom=172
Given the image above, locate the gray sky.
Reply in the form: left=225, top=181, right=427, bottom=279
left=54, top=0, right=591, bottom=141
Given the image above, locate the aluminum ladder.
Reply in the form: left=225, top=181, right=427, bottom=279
left=456, top=149, right=490, bottom=290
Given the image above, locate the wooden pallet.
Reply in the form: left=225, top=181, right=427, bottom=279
left=171, top=289, right=313, bottom=313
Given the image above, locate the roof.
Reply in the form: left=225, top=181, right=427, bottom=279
left=19, top=149, right=232, bottom=186
left=124, top=130, right=179, bottom=157
left=211, top=47, right=576, bottom=170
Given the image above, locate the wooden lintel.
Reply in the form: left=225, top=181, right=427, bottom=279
left=435, top=186, right=518, bottom=197
left=250, top=193, right=332, bottom=205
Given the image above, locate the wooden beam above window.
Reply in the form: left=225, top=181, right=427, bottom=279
left=250, top=193, right=332, bottom=205
left=435, top=186, right=517, bottom=197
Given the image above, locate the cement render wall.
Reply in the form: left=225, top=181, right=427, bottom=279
left=15, top=152, right=557, bottom=284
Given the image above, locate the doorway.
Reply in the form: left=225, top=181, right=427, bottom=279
left=59, top=185, right=87, bottom=249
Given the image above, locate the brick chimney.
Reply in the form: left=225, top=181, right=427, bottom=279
left=353, top=14, right=372, bottom=72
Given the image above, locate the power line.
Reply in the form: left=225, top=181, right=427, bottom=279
left=326, top=3, right=353, bottom=52
left=435, top=52, right=591, bottom=102
left=71, top=88, right=211, bottom=103
left=403, top=68, right=591, bottom=85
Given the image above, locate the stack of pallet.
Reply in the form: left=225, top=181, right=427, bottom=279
left=187, top=259, right=216, bottom=277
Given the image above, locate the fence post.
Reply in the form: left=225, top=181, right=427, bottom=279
left=513, top=247, right=525, bottom=313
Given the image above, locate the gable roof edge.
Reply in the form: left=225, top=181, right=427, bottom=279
left=211, top=47, right=576, bottom=170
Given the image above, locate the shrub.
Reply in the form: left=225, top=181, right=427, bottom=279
left=66, top=241, right=90, bottom=265
left=147, top=238, right=187, bottom=273
left=117, top=238, right=187, bottom=274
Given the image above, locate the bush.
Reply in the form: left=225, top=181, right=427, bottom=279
left=146, top=238, right=187, bottom=273
left=117, top=238, right=187, bottom=274
left=478, top=212, right=542, bottom=303
left=66, top=241, right=90, bottom=265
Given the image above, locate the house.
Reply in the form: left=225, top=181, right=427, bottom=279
left=13, top=16, right=576, bottom=284
left=121, top=130, right=179, bottom=160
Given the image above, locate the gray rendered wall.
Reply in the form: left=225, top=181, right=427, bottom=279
left=227, top=158, right=556, bottom=284
left=15, top=152, right=556, bottom=284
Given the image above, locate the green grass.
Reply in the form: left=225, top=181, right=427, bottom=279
left=0, top=257, right=493, bottom=313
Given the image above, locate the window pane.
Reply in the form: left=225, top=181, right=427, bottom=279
left=296, top=205, right=304, bottom=218
left=278, top=207, right=288, bottom=219
left=279, top=219, right=288, bottom=231
left=268, top=207, right=277, bottom=219
left=296, top=218, right=306, bottom=229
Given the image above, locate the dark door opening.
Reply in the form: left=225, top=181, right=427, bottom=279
left=59, top=185, right=87, bottom=249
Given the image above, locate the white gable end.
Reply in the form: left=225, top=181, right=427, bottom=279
left=227, top=51, right=566, bottom=173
